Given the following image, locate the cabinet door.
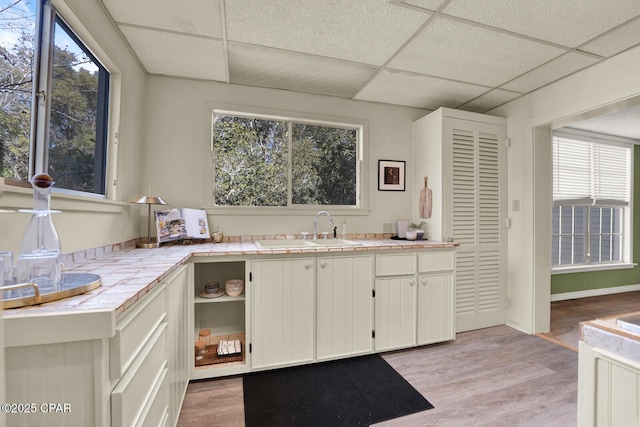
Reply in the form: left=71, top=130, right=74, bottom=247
left=374, top=277, right=416, bottom=352
left=417, top=274, right=454, bottom=345
left=317, top=256, right=373, bottom=360
left=165, top=265, right=190, bottom=427
left=251, top=258, right=315, bottom=369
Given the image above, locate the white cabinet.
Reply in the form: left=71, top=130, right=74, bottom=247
left=414, top=107, right=507, bottom=332
left=251, top=258, right=315, bottom=370
left=375, top=276, right=417, bottom=351
left=191, top=259, right=248, bottom=380
left=165, top=265, right=190, bottom=426
left=316, top=255, right=373, bottom=361
left=417, top=250, right=455, bottom=345
left=578, top=341, right=640, bottom=427
left=374, top=253, right=417, bottom=352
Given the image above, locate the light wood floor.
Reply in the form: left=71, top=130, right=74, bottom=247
left=178, top=292, right=640, bottom=426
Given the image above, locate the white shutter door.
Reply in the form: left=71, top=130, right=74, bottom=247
left=445, top=118, right=506, bottom=332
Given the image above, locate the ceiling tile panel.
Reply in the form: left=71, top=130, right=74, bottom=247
left=392, top=0, right=448, bottom=11
left=228, top=43, right=378, bottom=98
left=355, top=69, right=487, bottom=110
left=458, top=89, right=522, bottom=113
left=102, top=0, right=223, bottom=38
left=569, top=104, right=640, bottom=140
left=579, top=18, right=640, bottom=58
left=224, top=0, right=431, bottom=66
left=389, top=17, right=565, bottom=87
left=119, top=26, right=227, bottom=81
left=500, top=52, right=599, bottom=93
left=442, top=0, right=640, bottom=47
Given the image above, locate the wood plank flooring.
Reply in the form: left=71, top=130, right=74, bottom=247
left=178, top=326, right=578, bottom=427
left=178, top=292, right=640, bottom=426
left=538, top=291, right=640, bottom=351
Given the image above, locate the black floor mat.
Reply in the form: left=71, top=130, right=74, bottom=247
left=243, top=354, right=433, bottom=426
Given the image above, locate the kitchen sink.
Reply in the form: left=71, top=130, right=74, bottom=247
left=255, top=239, right=361, bottom=249
left=306, top=239, right=361, bottom=247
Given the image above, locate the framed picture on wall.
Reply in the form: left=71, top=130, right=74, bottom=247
left=378, top=160, right=406, bottom=191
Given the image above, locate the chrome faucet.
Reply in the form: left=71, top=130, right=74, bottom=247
left=313, top=211, right=334, bottom=239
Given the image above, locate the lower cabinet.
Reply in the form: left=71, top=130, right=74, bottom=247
left=251, top=258, right=315, bottom=370
left=316, top=255, right=373, bottom=360
left=165, top=265, right=191, bottom=426
left=578, top=341, right=640, bottom=427
left=374, top=276, right=417, bottom=351
left=417, top=274, right=454, bottom=345
left=4, top=266, right=189, bottom=427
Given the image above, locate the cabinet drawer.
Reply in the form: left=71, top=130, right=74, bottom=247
left=140, top=367, right=169, bottom=427
left=418, top=251, right=454, bottom=273
left=112, top=322, right=168, bottom=427
left=110, top=284, right=166, bottom=379
left=376, top=253, right=416, bottom=276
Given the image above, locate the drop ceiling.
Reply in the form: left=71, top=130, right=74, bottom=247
left=100, top=0, right=640, bottom=128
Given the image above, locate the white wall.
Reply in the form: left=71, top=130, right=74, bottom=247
left=491, top=45, right=640, bottom=334
left=0, top=0, right=147, bottom=255
left=143, top=76, right=427, bottom=237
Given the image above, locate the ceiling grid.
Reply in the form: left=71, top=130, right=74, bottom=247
left=99, top=0, right=640, bottom=130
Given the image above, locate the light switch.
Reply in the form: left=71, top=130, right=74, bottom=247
left=512, top=200, right=520, bottom=212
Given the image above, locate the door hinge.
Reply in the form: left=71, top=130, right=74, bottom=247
left=372, top=289, right=375, bottom=298
left=372, top=330, right=375, bottom=339
left=505, top=217, right=511, bottom=228
left=505, top=138, right=511, bottom=148
left=249, top=343, right=252, bottom=353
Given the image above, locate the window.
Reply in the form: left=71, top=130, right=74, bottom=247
left=551, top=130, right=633, bottom=269
left=0, top=0, right=110, bottom=195
left=211, top=111, right=360, bottom=208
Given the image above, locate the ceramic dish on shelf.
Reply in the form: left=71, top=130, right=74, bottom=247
left=199, top=281, right=224, bottom=298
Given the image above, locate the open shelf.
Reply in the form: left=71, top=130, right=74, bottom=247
left=194, top=294, right=245, bottom=304
left=194, top=333, right=246, bottom=370
left=192, top=260, right=248, bottom=378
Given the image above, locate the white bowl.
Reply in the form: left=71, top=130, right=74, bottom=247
left=405, top=229, right=418, bottom=240
left=225, top=279, right=244, bottom=297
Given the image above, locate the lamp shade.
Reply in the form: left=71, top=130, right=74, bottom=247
left=129, top=196, right=168, bottom=205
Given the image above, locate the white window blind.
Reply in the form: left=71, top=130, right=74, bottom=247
left=552, top=134, right=631, bottom=206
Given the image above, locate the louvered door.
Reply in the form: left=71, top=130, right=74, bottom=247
left=444, top=118, right=507, bottom=332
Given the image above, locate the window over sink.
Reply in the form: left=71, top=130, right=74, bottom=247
left=210, top=109, right=362, bottom=208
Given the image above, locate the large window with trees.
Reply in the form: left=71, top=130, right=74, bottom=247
left=0, top=0, right=110, bottom=194
left=212, top=111, right=360, bottom=208
left=552, top=130, right=633, bottom=269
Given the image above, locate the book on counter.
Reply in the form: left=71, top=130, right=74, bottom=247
left=155, top=208, right=210, bottom=243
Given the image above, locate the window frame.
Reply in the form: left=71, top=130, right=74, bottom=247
left=28, top=0, right=111, bottom=196
left=205, top=105, right=369, bottom=215
left=551, top=129, right=636, bottom=274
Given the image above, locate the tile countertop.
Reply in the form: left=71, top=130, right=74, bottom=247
left=580, top=313, right=640, bottom=364
left=3, top=239, right=456, bottom=320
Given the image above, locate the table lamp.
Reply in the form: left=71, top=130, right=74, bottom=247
left=129, top=195, right=168, bottom=248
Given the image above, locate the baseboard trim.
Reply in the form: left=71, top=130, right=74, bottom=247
left=551, top=284, right=640, bottom=302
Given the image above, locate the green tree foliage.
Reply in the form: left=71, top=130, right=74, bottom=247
left=48, top=39, right=99, bottom=192
left=213, top=116, right=288, bottom=206
left=0, top=1, right=33, bottom=180
left=212, top=114, right=357, bottom=207
left=292, top=124, right=356, bottom=205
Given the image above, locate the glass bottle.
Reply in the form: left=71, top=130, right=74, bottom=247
left=17, top=173, right=61, bottom=295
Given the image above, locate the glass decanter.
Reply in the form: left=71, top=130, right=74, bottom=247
left=17, top=173, right=62, bottom=294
